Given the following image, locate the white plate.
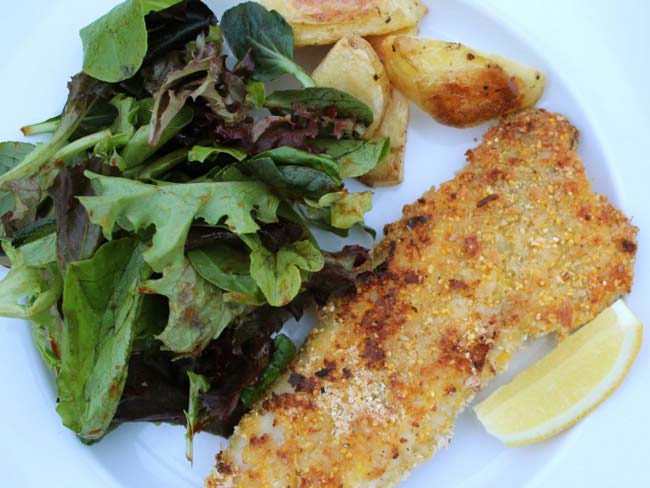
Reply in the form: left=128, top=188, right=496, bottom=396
left=0, top=1, right=648, bottom=487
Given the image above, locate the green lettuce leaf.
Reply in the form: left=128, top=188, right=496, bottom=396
left=184, top=371, right=210, bottom=463
left=0, top=239, right=63, bottom=370
left=242, top=235, right=324, bottom=307
left=57, top=238, right=151, bottom=440
left=133, top=148, right=189, bottom=180
left=141, top=258, right=245, bottom=355
left=188, top=145, right=247, bottom=163
left=308, top=191, right=374, bottom=229
left=19, top=233, right=57, bottom=268
left=187, top=244, right=260, bottom=298
left=0, top=241, right=61, bottom=320
left=119, top=104, right=193, bottom=169
left=245, top=80, right=266, bottom=108
left=79, top=173, right=281, bottom=272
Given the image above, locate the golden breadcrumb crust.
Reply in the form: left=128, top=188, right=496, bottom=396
left=207, top=109, right=637, bottom=488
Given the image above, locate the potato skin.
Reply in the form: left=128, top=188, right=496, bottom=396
left=257, top=0, right=427, bottom=47
left=312, top=35, right=391, bottom=137
left=376, top=36, right=546, bottom=127
left=360, top=88, right=409, bottom=187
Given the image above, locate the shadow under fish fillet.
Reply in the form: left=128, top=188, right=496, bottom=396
left=207, top=109, right=638, bottom=488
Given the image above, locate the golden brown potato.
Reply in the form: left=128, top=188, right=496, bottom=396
left=360, top=88, right=409, bottom=187
left=312, top=35, right=391, bottom=138
left=257, top=0, right=427, bottom=47
left=375, top=36, right=546, bottom=127
left=366, top=25, right=419, bottom=52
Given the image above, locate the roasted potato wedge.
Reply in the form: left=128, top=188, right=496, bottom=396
left=366, top=25, right=419, bottom=52
left=360, top=88, right=409, bottom=187
left=375, top=36, right=546, bottom=127
left=257, top=0, right=427, bottom=47
left=312, top=35, right=390, bottom=138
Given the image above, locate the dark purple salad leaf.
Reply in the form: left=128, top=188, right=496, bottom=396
left=143, top=0, right=217, bottom=65
left=49, top=159, right=114, bottom=272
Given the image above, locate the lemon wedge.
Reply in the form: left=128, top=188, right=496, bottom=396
left=474, top=299, right=643, bottom=446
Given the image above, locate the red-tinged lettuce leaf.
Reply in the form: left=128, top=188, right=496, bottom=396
left=149, top=42, right=254, bottom=146
left=50, top=159, right=114, bottom=273
left=210, top=101, right=367, bottom=155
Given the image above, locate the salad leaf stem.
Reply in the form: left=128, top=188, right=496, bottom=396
left=134, top=148, right=189, bottom=179
left=21, top=117, right=59, bottom=136
left=0, top=73, right=107, bottom=188
left=184, top=371, right=210, bottom=463
left=52, top=129, right=112, bottom=163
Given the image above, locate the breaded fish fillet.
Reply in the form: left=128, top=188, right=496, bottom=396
left=207, top=109, right=638, bottom=488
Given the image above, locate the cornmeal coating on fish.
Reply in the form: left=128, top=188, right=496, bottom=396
left=207, top=109, right=637, bottom=487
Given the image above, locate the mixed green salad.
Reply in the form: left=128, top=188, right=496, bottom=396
left=0, top=0, right=388, bottom=460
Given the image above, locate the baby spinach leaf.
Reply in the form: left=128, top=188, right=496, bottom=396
left=80, top=0, right=184, bottom=83
left=79, top=173, right=280, bottom=272
left=184, top=371, right=210, bottom=463
left=142, top=257, right=244, bottom=355
left=240, top=334, right=296, bottom=407
left=57, top=238, right=151, bottom=440
left=253, top=147, right=341, bottom=181
left=242, top=235, right=324, bottom=307
left=188, top=145, right=247, bottom=163
left=235, top=158, right=341, bottom=201
left=188, top=244, right=259, bottom=297
left=221, top=2, right=315, bottom=87
left=80, top=0, right=149, bottom=83
left=311, top=138, right=390, bottom=178
left=265, top=88, right=374, bottom=127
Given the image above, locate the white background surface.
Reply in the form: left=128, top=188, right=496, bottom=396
left=0, top=1, right=649, bottom=487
